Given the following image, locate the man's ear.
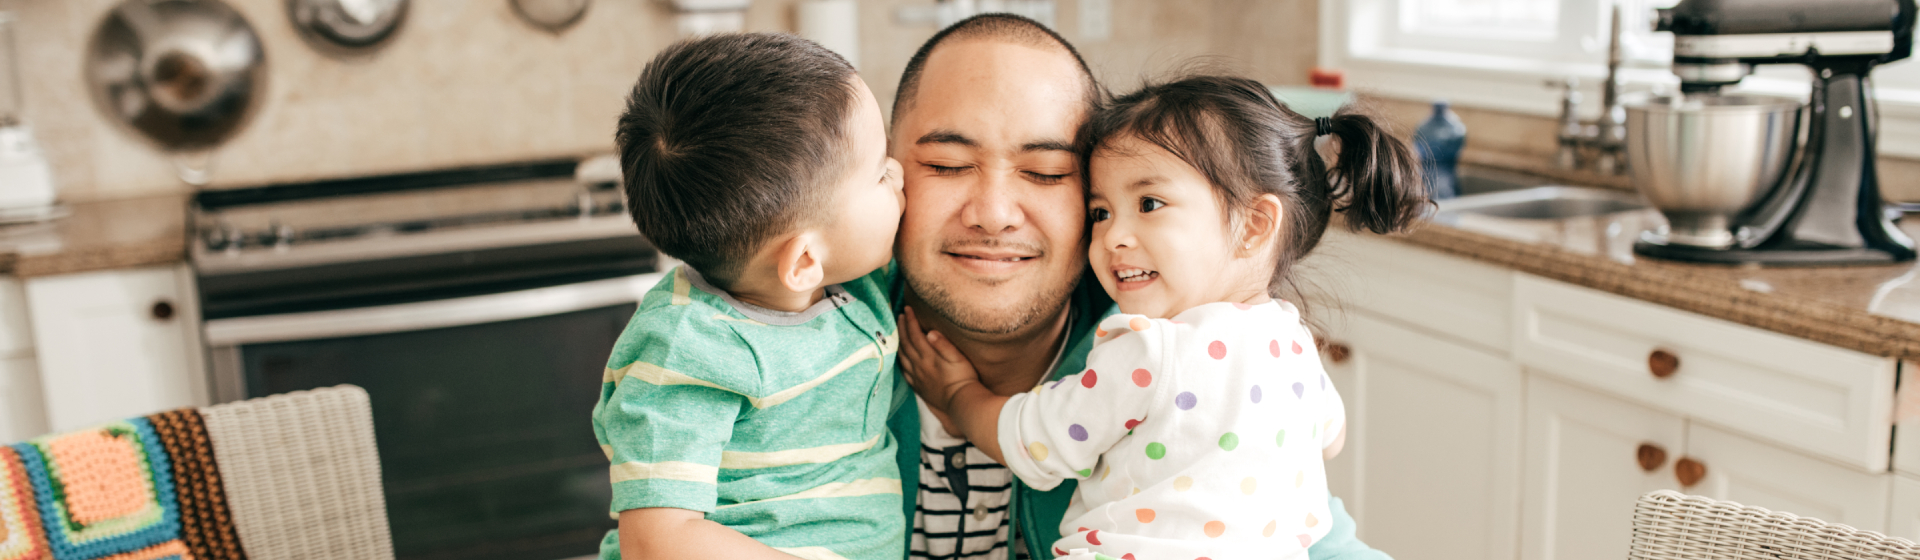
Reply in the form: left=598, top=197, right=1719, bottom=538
left=1240, top=194, right=1285, bottom=256
left=773, top=232, right=827, bottom=293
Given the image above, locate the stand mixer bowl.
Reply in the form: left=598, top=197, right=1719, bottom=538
left=1625, top=94, right=1801, bottom=249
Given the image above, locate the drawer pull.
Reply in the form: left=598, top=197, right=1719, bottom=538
left=1636, top=443, right=1668, bottom=472
left=151, top=300, right=175, bottom=321
left=1674, top=457, right=1707, bottom=487
left=1648, top=349, right=1680, bottom=379
left=1325, top=343, right=1352, bottom=364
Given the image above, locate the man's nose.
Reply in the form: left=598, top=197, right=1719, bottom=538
left=960, top=171, right=1023, bottom=233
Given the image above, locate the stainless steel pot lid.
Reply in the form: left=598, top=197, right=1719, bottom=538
left=85, top=0, right=266, bottom=152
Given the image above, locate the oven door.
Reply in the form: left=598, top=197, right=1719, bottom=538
left=203, top=272, right=666, bottom=560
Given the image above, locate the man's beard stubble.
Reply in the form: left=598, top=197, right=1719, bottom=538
left=903, top=240, right=1081, bottom=336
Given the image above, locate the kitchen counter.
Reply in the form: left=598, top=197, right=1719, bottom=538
left=1373, top=199, right=1920, bottom=360
left=0, top=194, right=191, bottom=278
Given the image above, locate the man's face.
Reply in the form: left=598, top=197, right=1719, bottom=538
left=892, top=39, right=1089, bottom=335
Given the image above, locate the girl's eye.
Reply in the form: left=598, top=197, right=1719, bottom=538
left=1089, top=208, right=1112, bottom=222
left=1139, top=197, right=1166, bottom=213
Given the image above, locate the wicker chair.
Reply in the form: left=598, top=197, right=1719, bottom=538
left=1629, top=490, right=1920, bottom=560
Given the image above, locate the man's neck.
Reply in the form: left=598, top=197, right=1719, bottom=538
left=904, top=289, right=1071, bottom=397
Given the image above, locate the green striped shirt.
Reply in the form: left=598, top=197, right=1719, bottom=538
left=593, top=264, right=904, bottom=560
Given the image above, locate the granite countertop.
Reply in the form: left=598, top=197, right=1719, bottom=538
left=1379, top=169, right=1920, bottom=361
left=0, top=194, right=191, bottom=278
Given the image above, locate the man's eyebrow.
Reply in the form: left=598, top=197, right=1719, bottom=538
left=915, top=130, right=976, bottom=147
left=1021, top=140, right=1074, bottom=154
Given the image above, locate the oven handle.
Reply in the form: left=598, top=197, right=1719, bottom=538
left=203, top=271, right=671, bottom=346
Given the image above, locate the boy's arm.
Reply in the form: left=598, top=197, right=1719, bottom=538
left=619, top=509, right=798, bottom=560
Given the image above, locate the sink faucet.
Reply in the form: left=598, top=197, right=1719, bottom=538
left=1551, top=4, right=1628, bottom=175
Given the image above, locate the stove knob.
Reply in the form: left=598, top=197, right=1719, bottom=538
left=204, top=224, right=244, bottom=253
left=270, top=222, right=295, bottom=251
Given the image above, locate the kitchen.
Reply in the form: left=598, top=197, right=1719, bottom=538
left=1, top=0, right=1918, bottom=560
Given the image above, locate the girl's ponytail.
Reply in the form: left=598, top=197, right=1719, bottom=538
left=1304, top=110, right=1431, bottom=235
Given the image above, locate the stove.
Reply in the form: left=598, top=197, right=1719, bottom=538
left=192, top=158, right=666, bottom=560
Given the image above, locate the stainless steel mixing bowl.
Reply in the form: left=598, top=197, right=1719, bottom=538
left=1625, top=93, right=1801, bottom=248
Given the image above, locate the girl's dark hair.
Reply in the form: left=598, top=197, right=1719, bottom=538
left=1079, top=74, right=1431, bottom=294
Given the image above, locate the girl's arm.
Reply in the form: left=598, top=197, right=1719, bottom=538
left=902, top=309, right=1169, bottom=489
left=619, top=508, right=800, bottom=560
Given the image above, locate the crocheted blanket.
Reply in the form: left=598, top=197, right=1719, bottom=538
left=2, top=409, right=246, bottom=560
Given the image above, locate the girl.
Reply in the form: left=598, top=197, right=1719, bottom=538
left=899, top=74, right=1428, bottom=560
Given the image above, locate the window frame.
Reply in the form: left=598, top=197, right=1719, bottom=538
left=1322, top=0, right=1920, bottom=158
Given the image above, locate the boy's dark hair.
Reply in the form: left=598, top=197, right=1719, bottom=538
left=892, top=13, right=1102, bottom=121
left=1080, top=75, right=1432, bottom=296
left=617, top=33, right=858, bottom=288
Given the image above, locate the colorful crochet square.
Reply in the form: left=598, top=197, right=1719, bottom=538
left=91, top=540, right=186, bottom=560
left=145, top=410, right=243, bottom=560
left=14, top=419, right=181, bottom=560
left=0, top=447, right=51, bottom=560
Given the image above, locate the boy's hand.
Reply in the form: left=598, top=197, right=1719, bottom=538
left=899, top=306, right=983, bottom=413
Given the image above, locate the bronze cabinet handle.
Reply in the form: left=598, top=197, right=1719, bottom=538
left=1325, top=343, right=1352, bottom=364
left=151, top=300, right=175, bottom=321
left=1648, top=349, right=1680, bottom=379
left=1637, top=443, right=1668, bottom=472
left=1674, top=457, right=1707, bottom=487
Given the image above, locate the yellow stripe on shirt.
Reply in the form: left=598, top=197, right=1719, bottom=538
left=752, top=335, right=897, bottom=409
left=720, top=435, right=882, bottom=470
left=776, top=547, right=852, bottom=560
left=670, top=267, right=692, bottom=306
left=612, top=361, right=738, bottom=394
left=610, top=461, right=718, bottom=485
left=714, top=478, right=900, bottom=510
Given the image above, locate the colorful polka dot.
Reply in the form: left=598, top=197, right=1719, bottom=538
left=1305, top=513, right=1320, bottom=527
left=1322, top=374, right=1328, bottom=390
left=1124, top=418, right=1143, bottom=430
left=1175, top=392, right=1198, bottom=410
left=1297, top=534, right=1312, bottom=547
left=1207, top=341, right=1227, bottom=359
left=1096, top=327, right=1108, bottom=337
left=1145, top=442, right=1166, bottom=460
left=1076, top=468, right=1092, bottom=477
left=1132, top=368, right=1152, bottom=387
left=1136, top=508, right=1156, bottom=523
left=1232, top=302, right=1252, bottom=310
left=1173, top=476, right=1193, bottom=491
left=1085, top=530, right=1102, bottom=545
left=1295, top=471, right=1305, bottom=487
left=1129, top=317, right=1153, bottom=331
left=1251, top=385, right=1263, bottom=403
left=1218, top=432, right=1240, bottom=451
left=1293, top=340, right=1305, bottom=354
left=1029, top=442, right=1049, bottom=461
left=1276, top=430, right=1286, bottom=447
left=1204, top=521, right=1226, bottom=538
left=1068, top=424, right=1089, bottom=441
left=1121, top=555, right=1135, bottom=560
left=1102, top=467, right=1112, bottom=481
left=1082, top=371, right=1099, bottom=388
left=1241, top=477, right=1258, bottom=494
left=1270, top=339, right=1282, bottom=357
left=1263, top=520, right=1278, bottom=537
left=1292, top=382, right=1305, bottom=398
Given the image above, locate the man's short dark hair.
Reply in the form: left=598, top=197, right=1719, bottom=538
left=617, top=33, right=858, bottom=288
left=892, top=13, right=1101, bottom=121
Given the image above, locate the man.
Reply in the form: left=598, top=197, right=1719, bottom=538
left=885, top=14, right=1389, bottom=560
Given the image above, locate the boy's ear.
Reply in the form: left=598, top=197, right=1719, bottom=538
left=773, top=232, right=827, bottom=293
left=1240, top=194, right=1285, bottom=256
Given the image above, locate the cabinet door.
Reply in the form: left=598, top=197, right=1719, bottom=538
left=26, top=265, right=205, bottom=431
left=1891, top=474, right=1920, bottom=542
left=1687, top=422, right=1891, bottom=532
left=1520, top=375, right=1684, bottom=560
left=1323, top=311, right=1523, bottom=560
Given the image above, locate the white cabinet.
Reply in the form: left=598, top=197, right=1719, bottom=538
left=1520, top=375, right=1683, bottom=560
left=1890, top=474, right=1920, bottom=541
left=1686, top=422, right=1891, bottom=532
left=0, top=276, right=46, bottom=442
left=1320, top=311, right=1523, bottom=560
left=25, top=265, right=205, bottom=431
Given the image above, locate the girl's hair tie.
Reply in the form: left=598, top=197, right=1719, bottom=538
left=1314, top=117, right=1333, bottom=137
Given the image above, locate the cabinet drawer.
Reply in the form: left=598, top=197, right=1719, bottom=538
left=1296, top=231, right=1512, bottom=353
left=1513, top=275, right=1895, bottom=472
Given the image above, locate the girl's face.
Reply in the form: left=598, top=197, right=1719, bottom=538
left=1087, top=135, right=1274, bottom=318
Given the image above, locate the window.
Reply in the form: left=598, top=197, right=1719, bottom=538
left=1324, top=0, right=1920, bottom=157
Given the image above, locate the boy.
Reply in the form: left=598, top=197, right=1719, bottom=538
left=592, top=33, right=907, bottom=560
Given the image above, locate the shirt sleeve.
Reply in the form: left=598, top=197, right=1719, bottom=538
left=595, top=366, right=747, bottom=514
left=997, top=313, right=1171, bottom=491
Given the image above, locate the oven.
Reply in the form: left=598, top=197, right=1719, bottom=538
left=193, top=160, right=664, bottom=560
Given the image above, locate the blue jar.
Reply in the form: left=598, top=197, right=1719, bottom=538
left=1414, top=101, right=1466, bottom=200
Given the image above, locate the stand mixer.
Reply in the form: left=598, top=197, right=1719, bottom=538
left=1628, top=0, right=1917, bottom=265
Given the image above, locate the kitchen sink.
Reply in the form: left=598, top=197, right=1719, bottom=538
left=1436, top=167, right=1651, bottom=221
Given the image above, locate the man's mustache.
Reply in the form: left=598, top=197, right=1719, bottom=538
left=937, top=237, right=1047, bottom=258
